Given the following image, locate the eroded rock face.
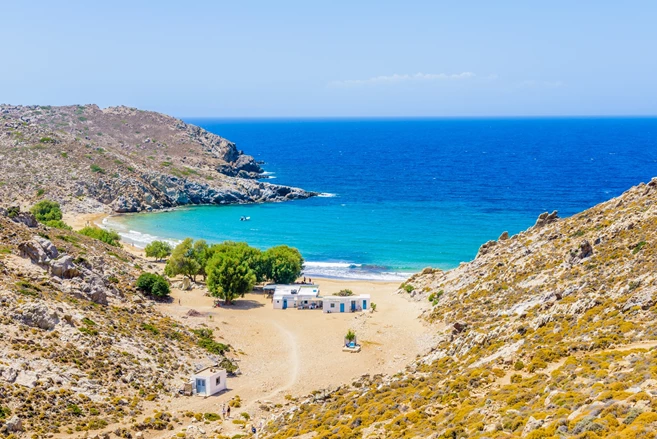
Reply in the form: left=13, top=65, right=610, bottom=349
left=534, top=210, right=559, bottom=228
left=15, top=302, right=59, bottom=330
left=50, top=255, right=80, bottom=279
left=477, top=240, right=497, bottom=258
left=18, top=240, right=51, bottom=265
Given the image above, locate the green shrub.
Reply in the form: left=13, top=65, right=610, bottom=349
left=31, top=200, right=63, bottom=222
left=78, top=226, right=121, bottom=247
left=136, top=272, right=170, bottom=298
left=90, top=164, right=105, bottom=174
left=44, top=219, right=72, bottom=230
left=0, top=405, right=10, bottom=419
left=334, top=289, right=354, bottom=296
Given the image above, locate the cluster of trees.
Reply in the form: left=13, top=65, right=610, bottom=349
left=30, top=200, right=71, bottom=230
left=163, top=238, right=303, bottom=304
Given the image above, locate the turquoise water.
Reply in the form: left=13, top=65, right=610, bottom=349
left=109, top=118, right=657, bottom=280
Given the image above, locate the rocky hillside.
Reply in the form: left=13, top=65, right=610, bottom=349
left=0, top=105, right=314, bottom=213
left=263, top=178, right=657, bottom=439
left=0, top=208, right=234, bottom=436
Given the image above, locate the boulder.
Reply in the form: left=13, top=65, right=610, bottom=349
left=50, top=255, right=80, bottom=279
left=15, top=370, right=39, bottom=388
left=35, top=236, right=58, bottom=259
left=453, top=322, right=468, bottom=334
left=522, top=416, right=543, bottom=437
left=0, top=366, right=17, bottom=383
left=16, top=302, right=59, bottom=330
left=534, top=211, right=559, bottom=228
left=579, top=240, right=593, bottom=259
left=498, top=231, right=510, bottom=241
left=4, top=416, right=23, bottom=432
left=13, top=212, right=38, bottom=228
left=180, top=277, right=192, bottom=291
left=18, top=239, right=51, bottom=265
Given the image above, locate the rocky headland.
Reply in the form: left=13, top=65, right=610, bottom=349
left=0, top=104, right=315, bottom=214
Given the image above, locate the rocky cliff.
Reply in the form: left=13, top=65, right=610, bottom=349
left=263, top=178, right=657, bottom=438
left=0, top=105, right=315, bottom=213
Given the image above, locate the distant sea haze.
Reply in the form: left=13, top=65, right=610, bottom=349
left=108, top=117, right=657, bottom=280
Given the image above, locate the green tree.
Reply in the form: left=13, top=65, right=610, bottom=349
left=262, top=245, right=304, bottom=284
left=206, top=252, right=256, bottom=304
left=144, top=240, right=172, bottom=261
left=165, top=238, right=201, bottom=281
left=192, top=239, right=210, bottom=280
left=208, top=241, right=265, bottom=281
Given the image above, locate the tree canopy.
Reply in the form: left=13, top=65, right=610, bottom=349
left=262, top=245, right=304, bottom=284
left=164, top=238, right=304, bottom=304
left=206, top=251, right=256, bottom=304
left=164, top=238, right=201, bottom=281
left=144, top=240, right=172, bottom=261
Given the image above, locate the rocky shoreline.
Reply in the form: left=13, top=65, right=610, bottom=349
left=0, top=104, right=317, bottom=214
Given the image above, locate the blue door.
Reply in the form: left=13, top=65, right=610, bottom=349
left=351, top=301, right=356, bottom=311
left=363, top=300, right=367, bottom=310
left=196, top=379, right=206, bottom=394
left=283, top=299, right=287, bottom=309
left=340, top=303, right=345, bottom=313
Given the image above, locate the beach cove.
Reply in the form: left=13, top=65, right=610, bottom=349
left=104, top=117, right=657, bottom=280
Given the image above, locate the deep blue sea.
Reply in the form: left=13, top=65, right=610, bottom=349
left=109, top=118, right=657, bottom=280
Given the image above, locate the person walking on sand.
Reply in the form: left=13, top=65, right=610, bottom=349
left=227, top=405, right=231, bottom=419
left=222, top=404, right=226, bottom=420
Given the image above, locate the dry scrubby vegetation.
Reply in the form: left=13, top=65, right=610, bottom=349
left=0, top=209, right=237, bottom=437
left=263, top=178, right=657, bottom=438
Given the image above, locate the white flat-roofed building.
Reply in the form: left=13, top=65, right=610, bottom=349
left=271, top=284, right=321, bottom=309
left=191, top=366, right=227, bottom=396
left=323, top=294, right=370, bottom=313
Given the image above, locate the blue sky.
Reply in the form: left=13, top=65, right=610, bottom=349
left=1, top=1, right=656, bottom=117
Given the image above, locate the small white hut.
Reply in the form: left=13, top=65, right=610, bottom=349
left=191, top=366, right=227, bottom=396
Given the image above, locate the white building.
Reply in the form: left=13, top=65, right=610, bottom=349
left=191, top=366, right=227, bottom=397
left=270, top=284, right=322, bottom=310
left=323, top=294, right=371, bottom=313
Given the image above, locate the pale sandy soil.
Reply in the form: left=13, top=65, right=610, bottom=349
left=62, top=212, right=108, bottom=230
left=147, top=277, right=434, bottom=435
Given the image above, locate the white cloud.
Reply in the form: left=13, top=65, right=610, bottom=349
left=519, top=80, right=564, bottom=88
left=329, top=72, right=476, bottom=87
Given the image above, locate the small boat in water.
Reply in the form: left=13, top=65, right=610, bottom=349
left=240, top=216, right=251, bottom=221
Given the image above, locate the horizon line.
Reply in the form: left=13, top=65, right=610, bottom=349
left=182, top=114, right=657, bottom=120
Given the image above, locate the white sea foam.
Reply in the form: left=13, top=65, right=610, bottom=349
left=303, top=261, right=411, bottom=281
left=102, top=217, right=180, bottom=249
left=318, top=192, right=338, bottom=198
